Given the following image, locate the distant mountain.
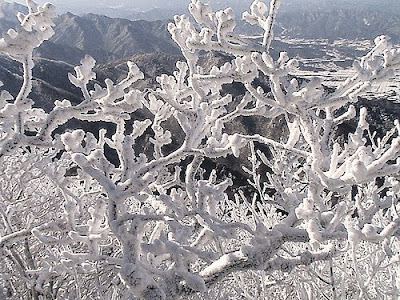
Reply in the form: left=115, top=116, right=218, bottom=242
left=0, top=3, right=182, bottom=108
left=128, top=8, right=183, bottom=22
left=0, top=2, right=179, bottom=64
left=34, top=42, right=87, bottom=66
left=2, top=1, right=400, bottom=64
left=99, top=52, right=182, bottom=89
left=11, top=0, right=399, bottom=17
left=7, top=0, right=254, bottom=17
left=0, top=1, right=25, bottom=32
left=49, top=13, right=179, bottom=63
left=275, top=8, right=400, bottom=42
left=280, top=0, right=400, bottom=13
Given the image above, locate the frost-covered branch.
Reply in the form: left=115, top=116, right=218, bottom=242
left=1, top=0, right=400, bottom=299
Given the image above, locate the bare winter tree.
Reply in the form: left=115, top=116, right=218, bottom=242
left=0, top=0, right=399, bottom=299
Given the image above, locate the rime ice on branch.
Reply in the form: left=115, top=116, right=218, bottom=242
left=0, top=0, right=400, bottom=299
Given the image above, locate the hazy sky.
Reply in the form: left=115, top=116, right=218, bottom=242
left=7, top=0, right=203, bottom=11
left=5, top=0, right=399, bottom=17
left=6, top=0, right=254, bottom=15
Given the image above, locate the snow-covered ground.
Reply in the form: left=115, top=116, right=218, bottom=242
left=279, top=37, right=400, bottom=102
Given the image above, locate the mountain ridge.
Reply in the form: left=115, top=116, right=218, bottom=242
left=49, top=13, right=179, bottom=63
left=2, top=1, right=400, bottom=62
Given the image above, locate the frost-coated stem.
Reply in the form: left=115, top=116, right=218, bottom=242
left=263, top=0, right=281, bottom=49
left=15, top=53, right=33, bottom=134
left=185, top=155, right=204, bottom=207
left=238, top=134, right=311, bottom=157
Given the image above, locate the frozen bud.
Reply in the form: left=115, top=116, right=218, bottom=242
left=68, top=55, right=96, bottom=87
left=295, top=199, right=314, bottom=220
left=261, top=52, right=274, bottom=68
left=287, top=59, right=299, bottom=69
left=344, top=217, right=362, bottom=247
left=321, top=211, right=334, bottom=225
left=307, top=219, right=322, bottom=250
left=351, top=159, right=368, bottom=183
left=358, top=107, right=368, bottom=130
left=362, top=224, right=378, bottom=239
left=71, top=153, right=89, bottom=167
left=250, top=0, right=267, bottom=18
left=228, top=134, right=246, bottom=157
left=374, top=35, right=389, bottom=46
left=182, top=272, right=206, bottom=292
left=54, top=99, right=71, bottom=108
left=290, top=78, right=299, bottom=89
left=7, top=29, right=18, bottom=39
left=277, top=52, right=289, bottom=65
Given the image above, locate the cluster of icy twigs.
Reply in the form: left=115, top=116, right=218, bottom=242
left=0, top=0, right=400, bottom=299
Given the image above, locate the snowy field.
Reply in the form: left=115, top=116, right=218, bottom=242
left=279, top=37, right=400, bottom=102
